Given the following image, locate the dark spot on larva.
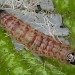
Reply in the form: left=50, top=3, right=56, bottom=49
left=67, top=53, right=75, bottom=65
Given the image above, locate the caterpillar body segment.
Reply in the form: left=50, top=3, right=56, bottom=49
left=0, top=10, right=75, bottom=65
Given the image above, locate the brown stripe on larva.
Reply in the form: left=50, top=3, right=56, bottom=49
left=0, top=11, right=75, bottom=64
left=31, top=32, right=44, bottom=51
left=0, top=14, right=11, bottom=25
left=0, top=13, right=8, bottom=20
left=27, top=30, right=38, bottom=46
left=10, top=19, right=22, bottom=36
left=4, top=16, right=16, bottom=28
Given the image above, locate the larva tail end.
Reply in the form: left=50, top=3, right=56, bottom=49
left=0, top=9, right=5, bottom=13
left=67, top=53, right=75, bottom=65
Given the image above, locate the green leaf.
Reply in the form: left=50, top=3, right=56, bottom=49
left=53, top=0, right=69, bottom=14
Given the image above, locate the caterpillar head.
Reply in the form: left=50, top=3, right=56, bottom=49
left=67, top=53, right=75, bottom=65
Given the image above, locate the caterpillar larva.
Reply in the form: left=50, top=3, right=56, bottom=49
left=0, top=10, right=75, bottom=65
